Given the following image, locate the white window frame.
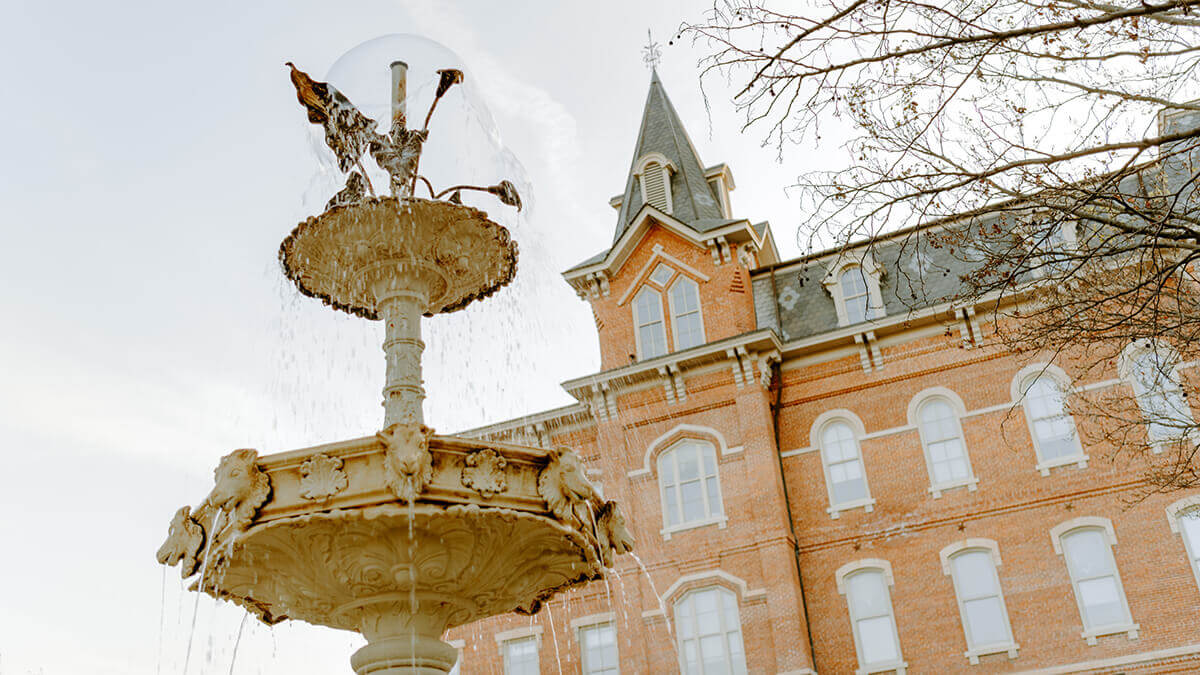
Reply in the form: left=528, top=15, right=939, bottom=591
left=672, top=586, right=748, bottom=675
left=1118, top=340, right=1195, bottom=451
left=657, top=438, right=727, bottom=537
left=1049, top=517, right=1139, bottom=644
left=835, top=559, right=907, bottom=675
left=571, top=613, right=619, bottom=675
left=667, top=275, right=706, bottom=352
left=495, top=625, right=543, bottom=675
left=811, top=410, right=876, bottom=518
left=635, top=152, right=676, bottom=215
left=633, top=286, right=668, bottom=360
left=908, top=388, right=978, bottom=497
left=1166, top=496, right=1200, bottom=594
left=1012, top=364, right=1089, bottom=475
left=939, top=539, right=1019, bottom=664
left=823, top=254, right=886, bottom=327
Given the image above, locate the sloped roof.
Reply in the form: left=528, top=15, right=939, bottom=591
left=612, top=70, right=724, bottom=243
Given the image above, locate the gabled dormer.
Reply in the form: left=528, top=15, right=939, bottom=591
left=564, top=70, right=779, bottom=371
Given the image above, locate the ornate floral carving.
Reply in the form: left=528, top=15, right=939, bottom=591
left=594, top=501, right=635, bottom=568
left=298, top=453, right=349, bottom=501
left=537, top=446, right=602, bottom=529
left=460, top=448, right=508, bottom=497
left=156, top=448, right=272, bottom=578
left=378, top=423, right=435, bottom=502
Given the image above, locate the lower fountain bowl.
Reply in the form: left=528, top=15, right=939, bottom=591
left=208, top=502, right=601, bottom=633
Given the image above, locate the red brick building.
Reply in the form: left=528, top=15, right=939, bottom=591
left=444, top=71, right=1200, bottom=674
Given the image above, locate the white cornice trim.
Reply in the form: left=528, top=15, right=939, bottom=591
left=628, top=423, right=742, bottom=478
left=563, top=204, right=760, bottom=282
left=1014, top=642, right=1200, bottom=674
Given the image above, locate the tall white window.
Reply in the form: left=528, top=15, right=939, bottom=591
left=579, top=622, right=618, bottom=675
left=819, top=419, right=873, bottom=515
left=942, top=543, right=1018, bottom=663
left=838, top=564, right=905, bottom=674
left=1126, top=343, right=1192, bottom=444
left=839, top=266, right=872, bottom=324
left=1019, top=372, right=1084, bottom=471
left=658, top=439, right=724, bottom=531
left=503, top=636, right=539, bottom=675
left=634, top=287, right=667, bottom=359
left=916, top=396, right=976, bottom=495
left=1168, top=500, right=1200, bottom=592
left=669, top=276, right=705, bottom=351
left=1052, top=520, right=1137, bottom=644
left=674, top=587, right=747, bottom=675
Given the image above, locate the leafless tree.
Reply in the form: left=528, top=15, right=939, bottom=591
left=686, top=0, right=1200, bottom=491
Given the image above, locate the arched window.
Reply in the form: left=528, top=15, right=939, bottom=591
left=839, top=266, right=872, bottom=324
left=818, top=419, right=873, bottom=515
left=674, top=587, right=747, bottom=675
left=669, top=276, right=705, bottom=351
left=1167, top=498, right=1200, bottom=594
left=1051, top=519, right=1137, bottom=643
left=657, top=439, right=724, bottom=531
left=1020, top=372, right=1084, bottom=469
left=1125, top=342, right=1192, bottom=444
left=837, top=562, right=905, bottom=673
left=941, top=542, right=1018, bottom=662
left=634, top=287, right=667, bottom=359
left=914, top=396, right=976, bottom=495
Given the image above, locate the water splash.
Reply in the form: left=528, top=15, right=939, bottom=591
left=631, top=551, right=680, bottom=666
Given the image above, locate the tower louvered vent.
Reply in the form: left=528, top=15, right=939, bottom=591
left=642, top=161, right=671, bottom=213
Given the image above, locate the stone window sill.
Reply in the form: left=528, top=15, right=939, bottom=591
left=929, top=477, right=978, bottom=499
left=828, top=497, right=876, bottom=519
left=1036, top=454, right=1088, bottom=476
left=855, top=659, right=907, bottom=675
left=964, top=642, right=1019, bottom=664
left=661, top=515, right=727, bottom=540
left=1082, top=622, right=1139, bottom=645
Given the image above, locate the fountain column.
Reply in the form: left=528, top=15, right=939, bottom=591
left=376, top=285, right=427, bottom=427
left=351, top=607, right=457, bottom=675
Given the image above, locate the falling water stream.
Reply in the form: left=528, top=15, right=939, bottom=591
left=156, top=564, right=166, bottom=675
left=228, top=612, right=249, bottom=675
left=183, top=510, right=224, bottom=675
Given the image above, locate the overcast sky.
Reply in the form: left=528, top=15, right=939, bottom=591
left=0, top=2, right=821, bottom=673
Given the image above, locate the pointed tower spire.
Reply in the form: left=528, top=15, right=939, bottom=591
left=612, top=70, right=725, bottom=243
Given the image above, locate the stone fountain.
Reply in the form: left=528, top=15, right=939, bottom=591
left=156, top=56, right=633, bottom=675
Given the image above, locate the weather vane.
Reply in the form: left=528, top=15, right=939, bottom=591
left=642, top=29, right=662, bottom=70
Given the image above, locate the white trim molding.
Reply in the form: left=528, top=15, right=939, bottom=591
left=1167, top=495, right=1200, bottom=533
left=1166, top=496, right=1200, bottom=594
left=494, top=624, right=544, bottom=646
left=628, top=423, right=741, bottom=478
left=641, top=569, right=768, bottom=621
left=1012, top=363, right=1089, bottom=475
left=811, top=410, right=877, bottom=519
left=835, top=558, right=895, bottom=593
left=1049, top=516, right=1118, bottom=553
left=938, top=538, right=1003, bottom=575
left=570, top=612, right=616, bottom=633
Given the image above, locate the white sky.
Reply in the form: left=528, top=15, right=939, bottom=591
left=0, top=2, right=819, bottom=673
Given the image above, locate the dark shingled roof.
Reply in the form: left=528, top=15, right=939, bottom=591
left=565, top=71, right=728, bottom=274
left=613, top=70, right=724, bottom=243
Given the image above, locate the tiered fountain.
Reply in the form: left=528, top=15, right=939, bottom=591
left=156, top=54, right=633, bottom=675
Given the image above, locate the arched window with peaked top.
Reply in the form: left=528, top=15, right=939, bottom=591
left=634, top=286, right=667, bottom=359
left=912, top=391, right=977, bottom=496
left=657, top=439, right=724, bottom=533
left=1167, top=497, right=1200, bottom=594
left=669, top=276, right=705, bottom=351
left=1051, top=518, right=1138, bottom=644
left=823, top=255, right=886, bottom=327
left=815, top=414, right=875, bottom=517
left=674, top=586, right=747, bottom=675
left=940, top=540, right=1019, bottom=663
left=1121, top=341, right=1193, bottom=446
left=836, top=560, right=906, bottom=674
left=1015, top=366, right=1087, bottom=474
